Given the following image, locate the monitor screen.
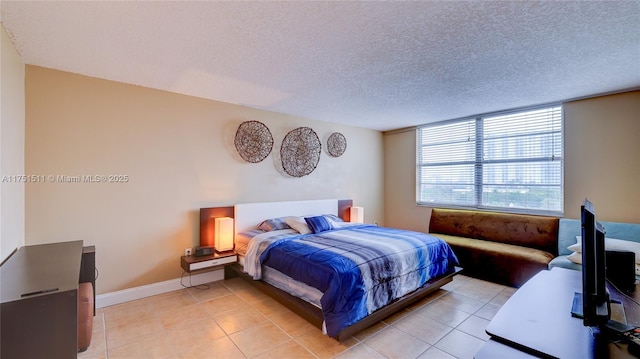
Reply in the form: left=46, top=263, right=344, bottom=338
left=581, top=198, right=610, bottom=327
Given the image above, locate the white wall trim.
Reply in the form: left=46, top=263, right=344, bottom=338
left=96, top=269, right=223, bottom=308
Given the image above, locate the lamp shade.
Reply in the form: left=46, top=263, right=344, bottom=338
left=214, top=217, right=234, bottom=252
left=350, top=206, right=364, bottom=223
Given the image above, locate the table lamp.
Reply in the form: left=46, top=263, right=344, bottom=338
left=214, top=217, right=234, bottom=252
left=350, top=206, right=364, bottom=223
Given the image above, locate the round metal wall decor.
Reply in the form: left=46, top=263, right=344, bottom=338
left=234, top=120, right=273, bottom=163
left=280, top=127, right=321, bottom=177
left=327, top=132, right=347, bottom=157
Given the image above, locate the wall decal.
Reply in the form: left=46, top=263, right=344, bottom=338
left=280, top=127, right=321, bottom=177
left=327, top=132, right=347, bottom=157
left=234, top=120, right=273, bottom=163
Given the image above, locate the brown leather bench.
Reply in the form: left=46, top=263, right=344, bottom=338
left=78, top=282, right=93, bottom=352
left=429, top=208, right=559, bottom=287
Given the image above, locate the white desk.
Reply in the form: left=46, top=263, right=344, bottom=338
left=483, top=267, right=639, bottom=358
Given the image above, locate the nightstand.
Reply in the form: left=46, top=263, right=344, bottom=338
left=180, top=251, right=237, bottom=273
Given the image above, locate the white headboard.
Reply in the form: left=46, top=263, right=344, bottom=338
left=234, top=199, right=339, bottom=234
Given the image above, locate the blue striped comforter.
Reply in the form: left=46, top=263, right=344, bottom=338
left=250, top=224, right=458, bottom=337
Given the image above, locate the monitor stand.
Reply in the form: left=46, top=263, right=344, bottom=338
left=571, top=292, right=632, bottom=333
left=606, top=301, right=635, bottom=334
left=611, top=300, right=628, bottom=325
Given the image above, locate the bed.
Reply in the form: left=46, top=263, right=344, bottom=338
left=200, top=199, right=461, bottom=341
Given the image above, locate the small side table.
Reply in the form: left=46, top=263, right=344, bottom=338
left=180, top=251, right=237, bottom=273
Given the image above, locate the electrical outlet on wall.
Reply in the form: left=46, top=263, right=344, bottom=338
left=184, top=248, right=192, bottom=256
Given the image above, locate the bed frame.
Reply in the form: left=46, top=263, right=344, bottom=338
left=200, top=199, right=462, bottom=341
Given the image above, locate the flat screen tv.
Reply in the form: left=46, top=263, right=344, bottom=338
left=581, top=198, right=610, bottom=327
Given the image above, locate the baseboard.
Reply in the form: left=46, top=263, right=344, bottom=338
left=96, top=269, right=224, bottom=308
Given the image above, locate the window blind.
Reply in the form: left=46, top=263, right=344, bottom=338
left=417, top=105, right=563, bottom=215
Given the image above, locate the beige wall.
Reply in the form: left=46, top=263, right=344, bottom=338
left=563, top=91, right=640, bottom=222
left=384, top=90, right=640, bottom=230
left=383, top=128, right=431, bottom=233
left=0, top=25, right=26, bottom=262
left=25, top=66, right=384, bottom=294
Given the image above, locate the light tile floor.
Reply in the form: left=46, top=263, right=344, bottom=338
left=79, top=274, right=515, bottom=359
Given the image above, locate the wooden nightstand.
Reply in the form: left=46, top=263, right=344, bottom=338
left=180, top=251, right=237, bottom=273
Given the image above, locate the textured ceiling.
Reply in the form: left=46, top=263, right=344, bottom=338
left=1, top=1, right=639, bottom=131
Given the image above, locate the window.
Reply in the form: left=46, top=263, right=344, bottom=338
left=417, top=105, right=563, bottom=215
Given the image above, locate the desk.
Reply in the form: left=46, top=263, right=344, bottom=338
left=483, top=267, right=639, bottom=358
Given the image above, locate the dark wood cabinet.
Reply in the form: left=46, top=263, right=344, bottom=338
left=1, top=241, right=84, bottom=359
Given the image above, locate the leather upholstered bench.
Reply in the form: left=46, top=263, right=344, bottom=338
left=429, top=208, right=559, bottom=287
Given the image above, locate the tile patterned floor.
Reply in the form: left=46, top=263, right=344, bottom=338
left=79, top=275, right=515, bottom=359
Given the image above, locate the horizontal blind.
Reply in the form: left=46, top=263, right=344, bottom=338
left=417, top=118, right=477, bottom=207
left=417, top=105, right=563, bottom=214
left=481, top=106, right=563, bottom=212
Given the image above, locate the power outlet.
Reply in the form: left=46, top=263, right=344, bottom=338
left=184, top=248, right=192, bottom=256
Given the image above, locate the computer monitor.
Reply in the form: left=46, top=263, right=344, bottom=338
left=581, top=198, right=610, bottom=327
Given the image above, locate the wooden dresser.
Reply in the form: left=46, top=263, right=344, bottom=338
left=0, top=241, right=85, bottom=359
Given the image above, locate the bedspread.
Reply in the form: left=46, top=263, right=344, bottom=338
left=243, top=228, right=300, bottom=279
left=256, top=225, right=459, bottom=337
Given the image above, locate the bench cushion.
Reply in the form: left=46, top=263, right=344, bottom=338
left=433, top=234, right=555, bottom=287
left=429, top=208, right=559, bottom=256
left=548, top=255, right=582, bottom=271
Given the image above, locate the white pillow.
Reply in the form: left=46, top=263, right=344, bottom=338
left=567, top=251, right=582, bottom=264
left=567, top=251, right=640, bottom=275
left=568, top=236, right=640, bottom=264
left=284, top=216, right=312, bottom=234
left=567, top=237, right=582, bottom=253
